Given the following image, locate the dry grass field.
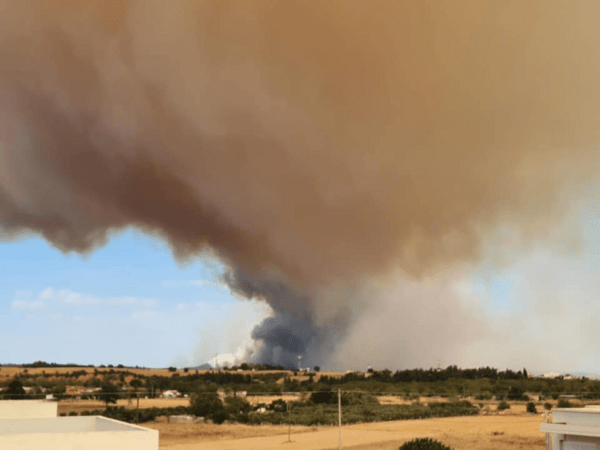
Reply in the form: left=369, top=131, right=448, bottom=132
left=145, top=413, right=546, bottom=449
left=0, top=366, right=214, bottom=380
left=0, top=365, right=337, bottom=383
left=58, top=397, right=191, bottom=415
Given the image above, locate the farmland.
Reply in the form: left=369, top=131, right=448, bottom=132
left=0, top=363, right=592, bottom=448
left=144, top=414, right=546, bottom=450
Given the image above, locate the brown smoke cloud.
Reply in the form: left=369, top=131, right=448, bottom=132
left=2, top=1, right=600, bottom=368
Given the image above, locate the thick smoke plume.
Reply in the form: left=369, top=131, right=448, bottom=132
left=2, top=1, right=600, bottom=368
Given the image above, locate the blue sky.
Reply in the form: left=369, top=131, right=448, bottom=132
left=0, top=229, right=270, bottom=368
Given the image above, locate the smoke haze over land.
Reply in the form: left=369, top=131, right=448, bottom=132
left=2, top=1, right=600, bottom=370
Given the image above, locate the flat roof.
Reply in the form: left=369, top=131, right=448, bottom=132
left=541, top=406, right=600, bottom=437
left=0, top=416, right=154, bottom=436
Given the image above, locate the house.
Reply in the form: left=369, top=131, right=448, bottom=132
left=162, top=390, right=180, bottom=398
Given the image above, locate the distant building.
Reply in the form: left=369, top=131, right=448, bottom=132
left=161, top=390, right=180, bottom=398
left=542, top=372, right=561, bottom=379
left=217, top=390, right=246, bottom=399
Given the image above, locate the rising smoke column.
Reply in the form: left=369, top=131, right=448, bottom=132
left=2, top=1, right=600, bottom=367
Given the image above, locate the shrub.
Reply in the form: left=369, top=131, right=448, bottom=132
left=268, top=399, right=287, bottom=412
left=544, top=402, right=553, bottom=410
left=526, top=402, right=537, bottom=414
left=309, top=390, right=335, bottom=404
left=507, top=386, right=524, bottom=401
left=497, top=401, right=510, bottom=411
left=212, top=410, right=229, bottom=424
left=224, top=395, right=251, bottom=422
left=399, top=437, right=453, bottom=450
left=557, top=399, right=574, bottom=408
left=476, top=392, right=492, bottom=400
left=342, top=391, right=378, bottom=406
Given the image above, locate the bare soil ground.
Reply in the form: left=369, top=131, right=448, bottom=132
left=145, top=413, right=546, bottom=450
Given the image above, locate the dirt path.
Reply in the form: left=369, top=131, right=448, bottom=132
left=153, top=414, right=546, bottom=450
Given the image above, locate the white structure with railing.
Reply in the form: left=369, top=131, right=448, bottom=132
left=541, top=406, right=600, bottom=450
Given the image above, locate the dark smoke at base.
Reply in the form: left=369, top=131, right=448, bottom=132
left=224, top=270, right=345, bottom=369
left=250, top=314, right=316, bottom=368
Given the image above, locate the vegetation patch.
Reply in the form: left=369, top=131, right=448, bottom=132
left=399, top=437, right=453, bottom=450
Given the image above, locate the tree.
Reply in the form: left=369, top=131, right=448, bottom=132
left=507, top=386, right=525, bottom=401
left=224, top=395, right=251, bottom=422
left=130, top=378, right=143, bottom=391
left=190, top=392, right=226, bottom=422
left=309, top=390, right=335, bottom=404
left=7, top=378, right=25, bottom=399
left=314, top=366, right=320, bottom=372
left=51, top=383, right=66, bottom=399
left=101, top=382, right=120, bottom=407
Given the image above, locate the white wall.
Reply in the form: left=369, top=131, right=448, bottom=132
left=0, top=400, right=57, bottom=419
left=0, top=430, right=158, bottom=450
left=0, top=417, right=159, bottom=450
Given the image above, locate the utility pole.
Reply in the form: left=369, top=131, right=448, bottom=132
left=136, top=392, right=140, bottom=423
left=338, top=389, right=342, bottom=450
left=288, top=401, right=291, bottom=443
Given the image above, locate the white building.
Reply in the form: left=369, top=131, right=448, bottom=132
left=161, top=390, right=180, bottom=398
left=0, top=416, right=158, bottom=450
left=0, top=400, right=158, bottom=449
left=543, top=372, right=562, bottom=379
left=541, top=406, right=600, bottom=449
